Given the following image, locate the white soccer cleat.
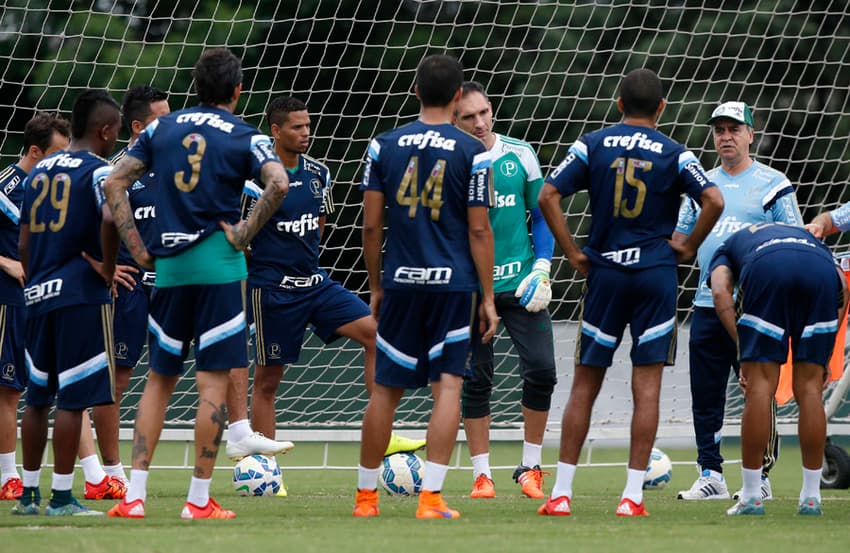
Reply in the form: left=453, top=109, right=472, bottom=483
left=732, top=476, right=772, bottom=501
left=225, top=432, right=295, bottom=461
left=677, top=469, right=730, bottom=500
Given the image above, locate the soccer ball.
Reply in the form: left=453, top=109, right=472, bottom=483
left=643, top=447, right=673, bottom=489
left=233, top=454, right=282, bottom=496
left=379, top=452, right=425, bottom=496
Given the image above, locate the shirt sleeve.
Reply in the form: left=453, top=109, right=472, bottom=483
left=677, top=150, right=716, bottom=203
left=675, top=196, right=699, bottom=236
left=0, top=179, right=22, bottom=226
left=248, top=134, right=280, bottom=180
left=520, top=144, right=545, bottom=210
left=360, top=138, right=383, bottom=193
left=545, top=139, right=589, bottom=197
left=320, top=165, right=334, bottom=216
left=241, top=179, right=262, bottom=221
left=829, top=202, right=850, bottom=232
left=92, top=165, right=113, bottom=212
left=467, top=148, right=493, bottom=208
left=16, top=177, right=28, bottom=226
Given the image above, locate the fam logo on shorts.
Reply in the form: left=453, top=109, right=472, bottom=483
left=310, top=178, right=322, bottom=199
left=500, top=159, right=518, bottom=177
left=2, top=363, right=14, bottom=381
left=268, top=343, right=281, bottom=359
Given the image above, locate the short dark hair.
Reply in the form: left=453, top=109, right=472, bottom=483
left=193, top=48, right=243, bottom=106
left=460, top=80, right=488, bottom=101
left=416, top=55, right=464, bottom=107
left=122, top=85, right=168, bottom=128
left=71, top=89, right=120, bottom=139
left=266, top=96, right=308, bottom=128
left=619, top=69, right=665, bottom=118
left=23, top=113, right=70, bottom=152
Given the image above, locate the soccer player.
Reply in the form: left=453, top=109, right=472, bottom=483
left=13, top=90, right=122, bottom=516
left=537, top=68, right=724, bottom=517
left=674, top=101, right=802, bottom=501
left=710, top=223, right=845, bottom=516
left=0, top=113, right=70, bottom=502
left=104, top=48, right=289, bottom=520
left=243, top=96, right=423, bottom=460
left=79, top=85, right=172, bottom=492
left=353, top=54, right=499, bottom=519
left=452, top=81, right=556, bottom=499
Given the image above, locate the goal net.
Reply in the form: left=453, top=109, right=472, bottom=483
left=3, top=1, right=850, bottom=444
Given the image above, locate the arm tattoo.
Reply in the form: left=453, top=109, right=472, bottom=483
left=235, top=163, right=288, bottom=249
left=107, top=157, right=148, bottom=257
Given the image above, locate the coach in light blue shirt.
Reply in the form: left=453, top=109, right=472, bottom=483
left=673, top=101, right=803, bottom=502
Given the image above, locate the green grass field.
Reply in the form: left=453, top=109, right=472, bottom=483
left=0, top=441, right=848, bottom=553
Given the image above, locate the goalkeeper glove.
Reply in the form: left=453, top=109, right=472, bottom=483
left=515, top=259, right=552, bottom=312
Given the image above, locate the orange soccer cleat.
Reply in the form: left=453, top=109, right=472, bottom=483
left=84, top=476, right=127, bottom=500
left=615, top=497, right=649, bottom=517
left=107, top=498, right=146, bottom=519
left=415, top=490, right=460, bottom=519
left=470, top=474, right=496, bottom=499
left=537, top=495, right=572, bottom=516
left=352, top=488, right=380, bottom=517
left=180, top=497, right=235, bottom=519
left=0, top=477, right=23, bottom=500
left=513, top=465, right=549, bottom=499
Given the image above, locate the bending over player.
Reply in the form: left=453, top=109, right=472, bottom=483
left=711, top=223, right=846, bottom=516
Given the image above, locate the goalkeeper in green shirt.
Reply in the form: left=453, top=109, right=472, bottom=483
left=454, top=81, right=556, bottom=499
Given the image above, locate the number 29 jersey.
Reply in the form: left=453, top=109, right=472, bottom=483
left=127, top=106, right=279, bottom=257
left=547, top=122, right=715, bottom=270
left=21, top=151, right=112, bottom=316
left=360, top=121, right=493, bottom=292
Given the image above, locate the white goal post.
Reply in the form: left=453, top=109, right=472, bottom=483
left=2, top=2, right=850, bottom=460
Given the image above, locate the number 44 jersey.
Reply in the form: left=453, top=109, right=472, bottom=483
left=547, top=122, right=716, bottom=270
left=360, top=121, right=493, bottom=292
left=127, top=106, right=279, bottom=258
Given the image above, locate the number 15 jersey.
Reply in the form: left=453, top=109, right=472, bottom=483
left=360, top=121, right=493, bottom=292
left=547, top=122, right=715, bottom=270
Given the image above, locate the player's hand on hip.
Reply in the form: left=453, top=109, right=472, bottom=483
left=515, top=259, right=552, bottom=312
left=82, top=251, right=115, bottom=287
left=220, top=220, right=249, bottom=251
left=478, top=298, right=499, bottom=344
left=113, top=264, right=140, bottom=292
left=0, top=258, right=25, bottom=288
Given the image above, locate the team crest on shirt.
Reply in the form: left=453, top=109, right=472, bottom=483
left=500, top=160, right=518, bottom=177
left=2, top=363, right=13, bottom=381
left=310, top=178, right=322, bottom=199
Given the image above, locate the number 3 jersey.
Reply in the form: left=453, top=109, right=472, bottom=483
left=243, top=154, right=333, bottom=291
left=21, top=151, right=112, bottom=316
left=547, top=122, right=716, bottom=270
left=360, top=121, right=493, bottom=292
left=127, top=106, right=279, bottom=257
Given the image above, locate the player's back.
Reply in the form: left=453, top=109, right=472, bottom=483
left=128, top=105, right=276, bottom=257
left=363, top=120, right=491, bottom=292
left=23, top=150, right=111, bottom=315
left=568, top=122, right=707, bottom=269
left=716, top=223, right=835, bottom=274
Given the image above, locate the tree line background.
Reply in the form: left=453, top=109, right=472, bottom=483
left=1, top=0, right=848, bottom=320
